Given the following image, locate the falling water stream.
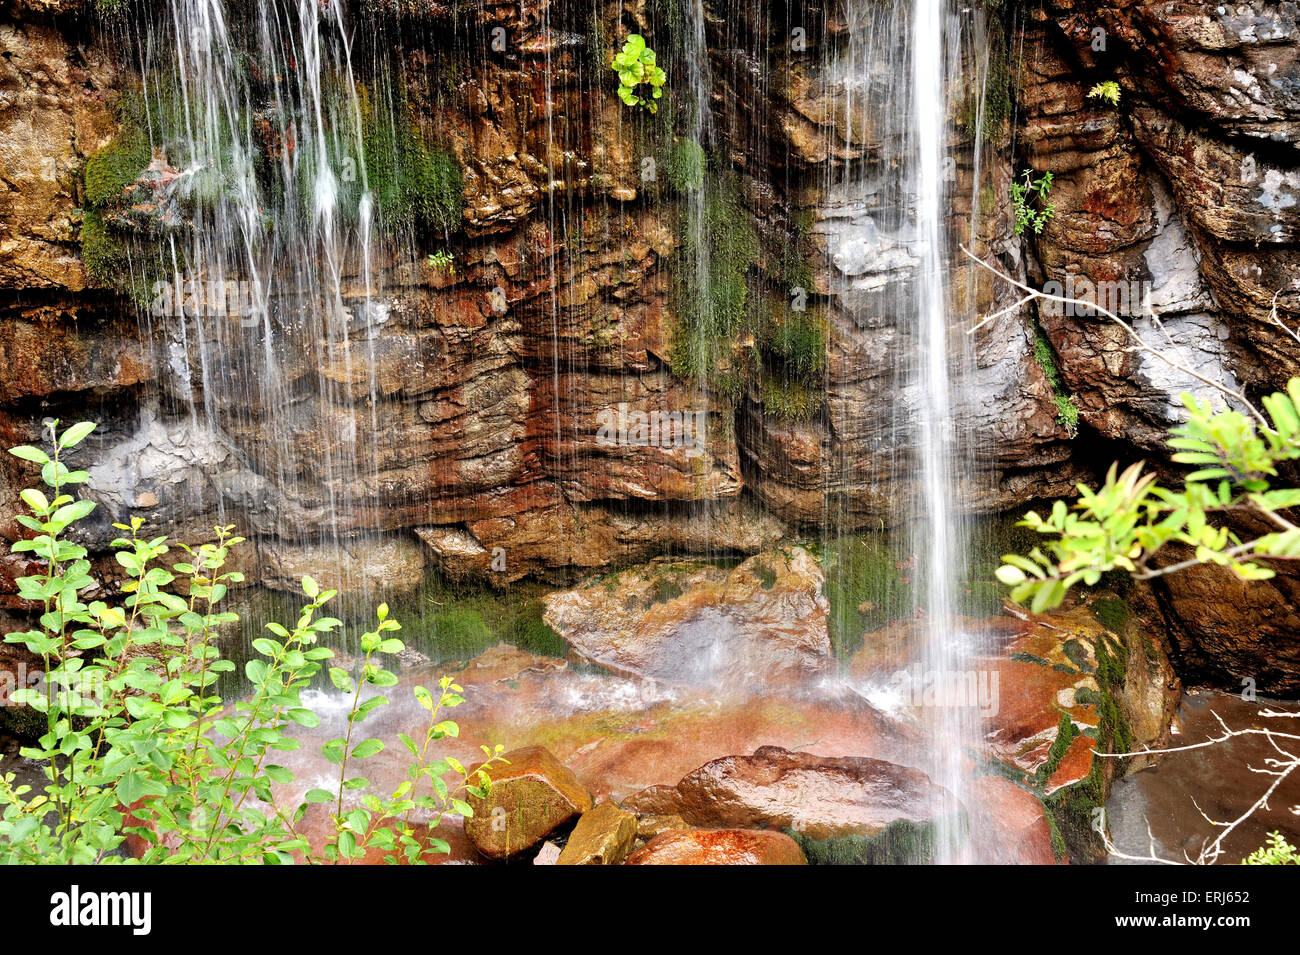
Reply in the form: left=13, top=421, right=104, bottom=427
left=909, top=0, right=979, bottom=864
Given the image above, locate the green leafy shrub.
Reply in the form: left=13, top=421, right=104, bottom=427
left=611, top=34, right=666, bottom=113
left=1243, top=832, right=1300, bottom=865
left=1010, top=168, right=1054, bottom=236
left=427, top=250, right=456, bottom=275
left=0, top=421, right=502, bottom=864
left=996, top=379, right=1300, bottom=612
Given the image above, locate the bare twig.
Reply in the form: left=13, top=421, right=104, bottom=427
left=1094, top=709, right=1300, bottom=865
left=960, top=245, right=1271, bottom=431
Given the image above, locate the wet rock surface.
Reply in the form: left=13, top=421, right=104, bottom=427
left=623, top=745, right=960, bottom=841
left=0, top=0, right=1295, bottom=694
left=555, top=801, right=638, bottom=865
left=542, top=547, right=832, bottom=687
left=462, top=744, right=594, bottom=859
left=625, top=828, right=809, bottom=866
left=1107, top=691, right=1300, bottom=865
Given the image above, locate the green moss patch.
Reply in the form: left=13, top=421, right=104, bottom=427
left=358, top=83, right=464, bottom=237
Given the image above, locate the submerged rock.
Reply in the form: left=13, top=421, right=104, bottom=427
left=556, top=801, right=638, bottom=866
left=623, top=745, right=959, bottom=841
left=463, top=745, right=593, bottom=860
left=542, top=547, right=832, bottom=688
left=625, top=828, right=808, bottom=866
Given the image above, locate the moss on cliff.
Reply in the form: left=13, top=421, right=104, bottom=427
left=84, top=128, right=151, bottom=210
left=786, top=815, right=964, bottom=864
left=79, top=100, right=164, bottom=300
left=669, top=174, right=760, bottom=380
left=759, top=372, right=820, bottom=422
left=820, top=534, right=910, bottom=658
left=358, top=84, right=464, bottom=237
left=1042, top=628, right=1134, bottom=862
left=666, top=136, right=705, bottom=194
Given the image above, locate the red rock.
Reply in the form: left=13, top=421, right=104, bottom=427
left=967, top=776, right=1061, bottom=865
left=625, top=828, right=808, bottom=866
left=623, top=745, right=958, bottom=841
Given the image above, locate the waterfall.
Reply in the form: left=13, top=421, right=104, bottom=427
left=827, top=0, right=984, bottom=861
left=910, top=0, right=976, bottom=865
left=121, top=0, right=380, bottom=590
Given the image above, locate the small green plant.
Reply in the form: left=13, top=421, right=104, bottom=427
left=996, top=378, right=1300, bottom=612
left=1087, top=81, right=1121, bottom=107
left=1242, top=831, right=1300, bottom=865
left=427, top=250, right=456, bottom=275
left=612, top=34, right=666, bottom=113
left=1010, top=168, right=1055, bottom=236
left=0, top=420, right=502, bottom=864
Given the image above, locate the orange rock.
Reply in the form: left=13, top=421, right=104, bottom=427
left=625, top=829, right=808, bottom=866
left=967, top=776, right=1061, bottom=865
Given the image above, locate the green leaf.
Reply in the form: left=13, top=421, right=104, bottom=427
left=288, top=707, right=320, bottom=728
left=329, top=667, right=355, bottom=693
left=9, top=446, right=49, bottom=465
left=116, top=771, right=166, bottom=805
left=994, top=564, right=1026, bottom=585
left=351, top=738, right=384, bottom=759
left=58, top=422, right=96, bottom=448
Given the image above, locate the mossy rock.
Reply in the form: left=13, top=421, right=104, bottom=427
left=84, top=129, right=151, bottom=210
left=463, top=745, right=594, bottom=860
left=787, top=815, right=962, bottom=865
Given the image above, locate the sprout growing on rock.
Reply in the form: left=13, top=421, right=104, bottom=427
left=612, top=34, right=666, bottom=114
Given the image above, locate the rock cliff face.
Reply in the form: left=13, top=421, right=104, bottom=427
left=0, top=0, right=1297, bottom=689
left=1019, top=0, right=1300, bottom=692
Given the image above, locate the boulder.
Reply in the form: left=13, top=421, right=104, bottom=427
left=967, top=776, right=1061, bottom=866
left=623, top=745, right=958, bottom=841
left=556, top=801, right=638, bottom=865
left=543, top=547, right=832, bottom=688
left=463, top=745, right=593, bottom=860
left=625, top=829, right=808, bottom=866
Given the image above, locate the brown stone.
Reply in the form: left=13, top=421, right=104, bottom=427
left=622, top=745, right=958, bottom=841
left=463, top=745, right=593, bottom=860
left=555, top=801, right=638, bottom=865
left=636, top=813, right=688, bottom=841
left=543, top=548, right=832, bottom=688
